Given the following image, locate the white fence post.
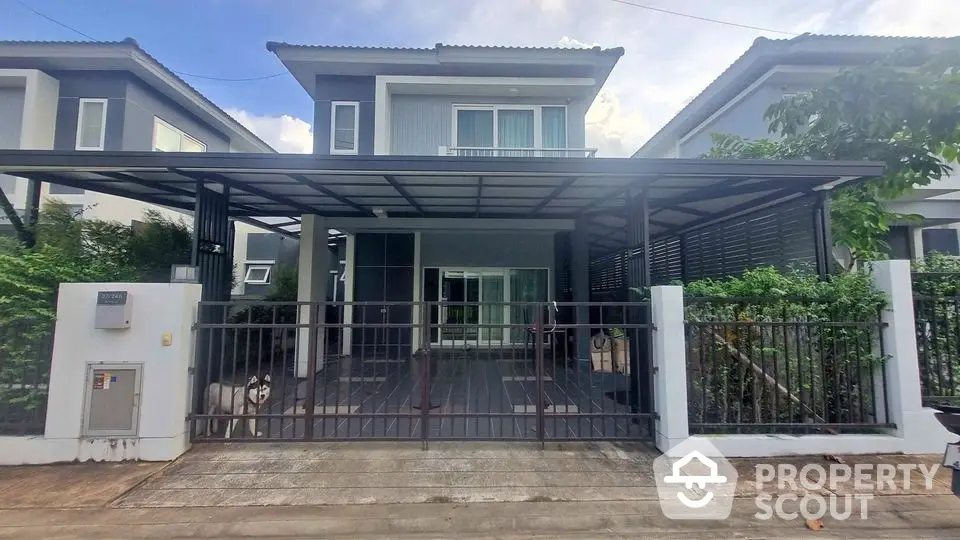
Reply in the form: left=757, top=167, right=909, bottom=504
left=868, top=260, right=953, bottom=452
left=651, top=285, right=688, bottom=452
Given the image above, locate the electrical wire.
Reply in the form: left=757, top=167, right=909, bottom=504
left=604, top=0, right=800, bottom=36
left=11, top=0, right=287, bottom=82
left=13, top=0, right=99, bottom=41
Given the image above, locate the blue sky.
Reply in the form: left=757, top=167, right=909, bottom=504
left=4, top=0, right=955, bottom=155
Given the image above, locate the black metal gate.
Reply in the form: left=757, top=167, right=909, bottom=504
left=190, top=300, right=654, bottom=442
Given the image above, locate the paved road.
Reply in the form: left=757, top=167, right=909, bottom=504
left=2, top=498, right=960, bottom=538
left=2, top=442, right=960, bottom=538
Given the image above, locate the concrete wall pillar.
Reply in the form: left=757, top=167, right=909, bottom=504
left=869, top=259, right=955, bottom=452
left=296, top=215, right=329, bottom=378
left=571, top=221, right=590, bottom=362
left=911, top=227, right=925, bottom=260
left=0, top=283, right=201, bottom=465
left=650, top=285, right=688, bottom=452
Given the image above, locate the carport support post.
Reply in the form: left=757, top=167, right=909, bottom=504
left=625, top=187, right=652, bottom=415
left=814, top=191, right=834, bottom=278
left=650, top=285, right=688, bottom=452
left=23, top=179, right=42, bottom=247
left=571, top=220, right=591, bottom=363
left=297, top=214, right=329, bottom=379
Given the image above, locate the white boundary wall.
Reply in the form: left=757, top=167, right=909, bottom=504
left=0, top=283, right=201, bottom=465
left=651, top=260, right=956, bottom=458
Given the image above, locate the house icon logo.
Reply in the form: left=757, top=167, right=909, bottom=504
left=653, top=438, right=738, bottom=520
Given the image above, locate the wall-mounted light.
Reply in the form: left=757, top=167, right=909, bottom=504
left=373, top=208, right=387, bottom=218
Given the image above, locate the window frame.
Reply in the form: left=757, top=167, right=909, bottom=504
left=329, top=101, right=360, bottom=155
left=152, top=117, right=207, bottom=153
left=243, top=262, right=274, bottom=285
left=75, top=98, right=109, bottom=151
left=451, top=104, right=568, bottom=151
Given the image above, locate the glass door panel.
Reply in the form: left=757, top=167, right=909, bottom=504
left=456, top=109, right=494, bottom=156
left=509, top=268, right=549, bottom=343
left=480, top=274, right=505, bottom=343
left=497, top=109, right=534, bottom=157
left=440, top=270, right=479, bottom=344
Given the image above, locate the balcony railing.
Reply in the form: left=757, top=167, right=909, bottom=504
left=440, top=146, right=598, bottom=158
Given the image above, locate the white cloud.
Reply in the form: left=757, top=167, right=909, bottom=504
left=407, top=0, right=958, bottom=156
left=857, top=0, right=960, bottom=36
left=557, top=36, right=599, bottom=49
left=226, top=108, right=313, bottom=154
left=227, top=0, right=957, bottom=158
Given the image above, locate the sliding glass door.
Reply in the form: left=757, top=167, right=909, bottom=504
left=427, top=267, right=549, bottom=347
left=453, top=106, right=567, bottom=156
left=439, top=269, right=507, bottom=346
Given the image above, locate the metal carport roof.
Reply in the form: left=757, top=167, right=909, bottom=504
left=0, top=150, right=884, bottom=255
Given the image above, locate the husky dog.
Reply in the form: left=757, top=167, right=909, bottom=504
left=205, top=375, right=272, bottom=438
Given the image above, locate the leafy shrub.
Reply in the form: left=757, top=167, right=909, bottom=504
left=911, top=252, right=960, bottom=404
left=684, top=266, right=887, bottom=433
left=0, top=202, right=194, bottom=428
left=0, top=246, right=130, bottom=423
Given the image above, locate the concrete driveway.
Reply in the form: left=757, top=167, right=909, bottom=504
left=1, top=442, right=960, bottom=538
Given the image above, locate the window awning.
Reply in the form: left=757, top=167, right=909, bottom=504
left=0, top=150, right=884, bottom=253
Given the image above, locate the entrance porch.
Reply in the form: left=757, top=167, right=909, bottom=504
left=0, top=150, right=885, bottom=443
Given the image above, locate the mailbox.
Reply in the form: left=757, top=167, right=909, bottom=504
left=95, top=290, right=132, bottom=329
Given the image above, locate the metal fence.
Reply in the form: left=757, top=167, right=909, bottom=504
left=685, top=297, right=891, bottom=435
left=913, top=272, right=960, bottom=406
left=190, top=300, right=654, bottom=443
left=0, top=321, right=54, bottom=436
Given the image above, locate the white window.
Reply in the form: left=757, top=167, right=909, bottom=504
left=452, top=105, right=567, bottom=155
left=76, top=98, right=108, bottom=150
left=243, top=263, right=273, bottom=285
left=153, top=117, right=207, bottom=152
left=330, top=101, right=359, bottom=154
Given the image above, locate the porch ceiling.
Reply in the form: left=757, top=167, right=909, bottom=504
left=0, top=150, right=883, bottom=253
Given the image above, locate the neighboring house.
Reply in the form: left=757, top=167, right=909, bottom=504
left=633, top=33, right=960, bottom=260
left=0, top=38, right=293, bottom=296
left=266, top=42, right=621, bottom=352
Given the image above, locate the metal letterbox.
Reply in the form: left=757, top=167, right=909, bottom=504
left=94, top=290, right=132, bottom=329
left=81, top=364, right=142, bottom=437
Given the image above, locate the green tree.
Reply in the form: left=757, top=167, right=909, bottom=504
left=0, top=201, right=195, bottom=423
left=704, top=45, right=960, bottom=268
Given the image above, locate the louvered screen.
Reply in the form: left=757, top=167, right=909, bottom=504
left=588, top=195, right=820, bottom=293
left=676, top=195, right=818, bottom=282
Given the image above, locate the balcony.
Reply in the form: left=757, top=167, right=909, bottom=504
left=439, top=146, right=598, bottom=158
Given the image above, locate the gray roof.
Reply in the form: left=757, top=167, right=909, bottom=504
left=0, top=38, right=275, bottom=153
left=633, top=33, right=960, bottom=158
left=0, top=150, right=883, bottom=252
left=266, top=42, right=625, bottom=55
left=267, top=41, right=624, bottom=103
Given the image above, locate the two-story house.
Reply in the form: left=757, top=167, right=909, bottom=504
left=267, top=42, right=623, bottom=355
left=0, top=38, right=297, bottom=296
left=633, top=33, right=960, bottom=260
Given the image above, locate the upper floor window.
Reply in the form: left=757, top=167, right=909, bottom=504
left=453, top=105, right=567, bottom=155
left=330, top=101, right=359, bottom=154
left=153, top=117, right=206, bottom=152
left=76, top=98, right=108, bottom=151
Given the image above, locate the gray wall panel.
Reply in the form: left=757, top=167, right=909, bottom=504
left=677, top=82, right=813, bottom=158
left=123, top=78, right=229, bottom=151
left=51, top=71, right=127, bottom=151
left=0, top=87, right=24, bottom=148
left=313, top=75, right=375, bottom=155
left=242, top=232, right=301, bottom=297
left=420, top=231, right=555, bottom=268
left=0, top=86, right=24, bottom=195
